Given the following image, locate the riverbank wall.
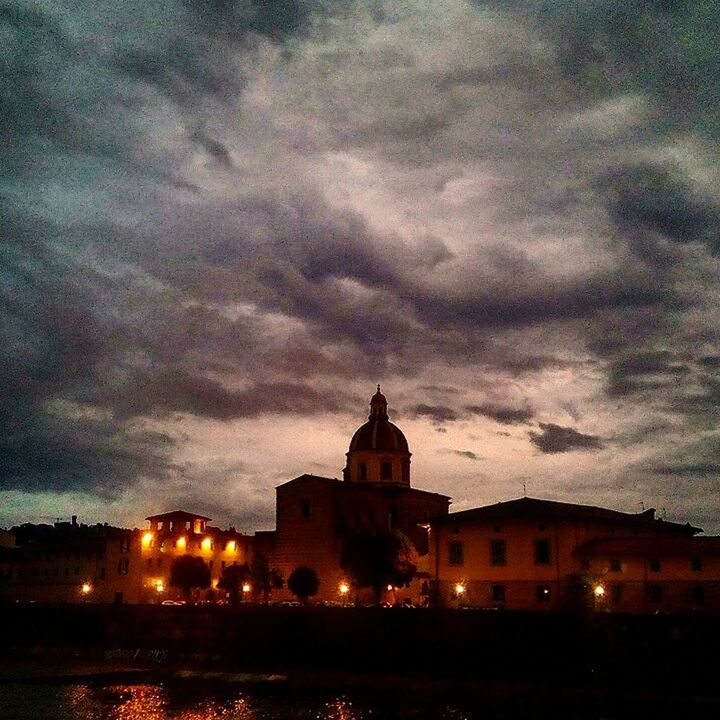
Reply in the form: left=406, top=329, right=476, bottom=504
left=4, top=604, right=720, bottom=689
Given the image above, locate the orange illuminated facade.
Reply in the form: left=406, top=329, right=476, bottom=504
left=428, top=497, right=720, bottom=613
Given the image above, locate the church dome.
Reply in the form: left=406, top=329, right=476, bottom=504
left=344, top=386, right=411, bottom=486
left=348, top=418, right=409, bottom=452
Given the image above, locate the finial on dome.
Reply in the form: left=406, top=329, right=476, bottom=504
left=369, top=385, right=388, bottom=419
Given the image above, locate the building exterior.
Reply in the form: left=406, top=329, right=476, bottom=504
left=139, top=511, right=252, bottom=602
left=267, top=387, right=450, bottom=603
left=0, top=511, right=252, bottom=604
left=575, top=536, right=720, bottom=613
left=0, top=518, right=139, bottom=604
left=428, top=497, right=719, bottom=613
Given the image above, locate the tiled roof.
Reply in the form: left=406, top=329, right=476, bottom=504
left=145, top=510, right=212, bottom=521
left=431, top=497, right=700, bottom=534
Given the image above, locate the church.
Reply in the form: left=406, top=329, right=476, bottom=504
left=264, top=386, right=450, bottom=603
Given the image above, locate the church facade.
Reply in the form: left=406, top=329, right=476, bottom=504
left=267, top=387, right=450, bottom=603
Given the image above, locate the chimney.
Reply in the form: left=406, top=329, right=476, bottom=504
left=71, top=515, right=78, bottom=527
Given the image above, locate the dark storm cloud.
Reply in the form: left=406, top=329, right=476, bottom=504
left=408, top=404, right=459, bottom=423
left=450, top=449, right=482, bottom=461
left=465, top=403, right=534, bottom=425
left=106, top=373, right=347, bottom=420
left=493, top=0, right=720, bottom=137
left=607, top=350, right=690, bottom=397
left=597, top=162, right=720, bottom=255
left=529, top=423, right=604, bottom=454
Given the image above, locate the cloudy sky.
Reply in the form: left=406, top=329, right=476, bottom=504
left=3, top=0, right=720, bottom=533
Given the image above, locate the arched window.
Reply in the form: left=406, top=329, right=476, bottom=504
left=381, top=461, right=392, bottom=480
left=359, top=462, right=367, bottom=481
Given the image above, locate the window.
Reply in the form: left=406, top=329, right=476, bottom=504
left=490, top=540, right=506, bottom=566
left=381, top=461, right=392, bottom=480
left=534, top=539, right=551, bottom=565
left=649, top=558, right=661, bottom=572
left=117, top=559, right=129, bottom=575
left=301, top=499, right=311, bottom=520
left=609, top=557, right=621, bottom=572
left=646, top=584, right=664, bottom=602
left=536, top=585, right=551, bottom=602
left=120, top=538, right=130, bottom=553
left=359, top=463, right=367, bottom=481
left=692, top=586, right=705, bottom=605
left=611, top=583, right=624, bottom=603
left=448, top=541, right=464, bottom=567
left=492, top=584, right=506, bottom=602
left=691, top=556, right=703, bottom=571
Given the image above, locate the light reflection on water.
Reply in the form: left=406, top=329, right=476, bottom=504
left=0, top=682, right=610, bottom=720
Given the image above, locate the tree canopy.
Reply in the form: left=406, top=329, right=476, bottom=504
left=341, top=529, right=417, bottom=604
left=217, top=562, right=251, bottom=605
left=169, top=555, right=211, bottom=599
left=251, top=553, right=284, bottom=605
left=287, top=566, right=319, bottom=604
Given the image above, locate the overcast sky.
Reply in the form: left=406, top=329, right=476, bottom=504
left=3, top=0, right=720, bottom=533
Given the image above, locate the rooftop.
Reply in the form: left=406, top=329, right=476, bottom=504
left=431, top=497, right=701, bottom=534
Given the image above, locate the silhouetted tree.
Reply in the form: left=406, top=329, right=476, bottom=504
left=218, top=562, right=251, bottom=606
left=169, top=555, right=211, bottom=600
left=341, top=530, right=417, bottom=605
left=251, top=553, right=284, bottom=605
left=288, top=566, right=319, bottom=604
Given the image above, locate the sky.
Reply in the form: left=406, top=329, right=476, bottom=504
left=2, top=0, right=720, bottom=533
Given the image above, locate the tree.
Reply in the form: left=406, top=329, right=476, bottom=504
left=287, top=566, right=319, bottom=605
left=251, top=553, right=284, bottom=605
left=341, top=529, right=417, bottom=605
left=169, top=555, right=211, bottom=600
left=217, top=562, right=251, bottom=606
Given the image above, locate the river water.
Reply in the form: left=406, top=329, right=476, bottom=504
left=0, top=681, right=618, bottom=720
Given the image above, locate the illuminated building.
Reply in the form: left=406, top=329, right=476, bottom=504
left=265, top=387, right=450, bottom=604
left=428, top=497, right=720, bottom=612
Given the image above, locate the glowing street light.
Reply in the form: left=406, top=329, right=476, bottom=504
left=155, top=579, right=165, bottom=593
left=386, top=584, right=394, bottom=592
left=339, top=582, right=349, bottom=595
left=81, top=582, right=92, bottom=595
left=594, top=585, right=606, bottom=598
left=455, top=583, right=465, bottom=596
left=242, top=583, right=252, bottom=594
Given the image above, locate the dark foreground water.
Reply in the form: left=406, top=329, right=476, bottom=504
left=0, top=681, right=628, bottom=720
